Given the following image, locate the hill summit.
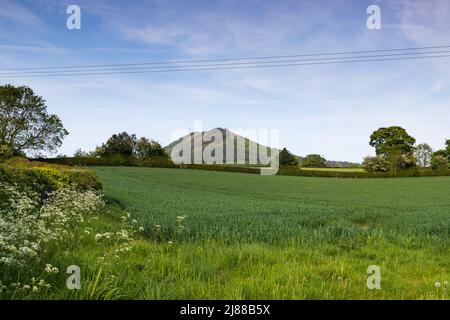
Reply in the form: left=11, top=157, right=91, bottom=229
left=164, top=127, right=277, bottom=165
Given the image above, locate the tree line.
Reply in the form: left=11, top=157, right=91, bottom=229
left=362, top=126, right=449, bottom=172
left=74, top=131, right=169, bottom=160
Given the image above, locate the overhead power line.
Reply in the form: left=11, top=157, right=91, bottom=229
left=1, top=44, right=450, bottom=71
left=1, top=54, right=449, bottom=78
left=1, top=50, right=450, bottom=76
left=1, top=45, right=449, bottom=78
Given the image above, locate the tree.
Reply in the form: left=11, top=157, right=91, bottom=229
left=279, top=148, right=298, bottom=166
left=446, top=139, right=450, bottom=160
left=431, top=155, right=449, bottom=170
left=369, top=126, right=416, bottom=157
left=0, top=85, right=68, bottom=155
left=369, top=126, right=417, bottom=172
left=101, top=132, right=137, bottom=157
left=433, top=149, right=447, bottom=159
left=74, top=148, right=90, bottom=158
left=414, top=143, right=433, bottom=168
left=302, top=154, right=326, bottom=168
left=135, top=137, right=167, bottom=159
left=362, top=156, right=390, bottom=172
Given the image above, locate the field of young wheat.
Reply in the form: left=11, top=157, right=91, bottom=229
left=87, top=167, right=450, bottom=299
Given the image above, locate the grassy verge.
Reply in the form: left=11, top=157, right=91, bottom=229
left=13, top=223, right=449, bottom=299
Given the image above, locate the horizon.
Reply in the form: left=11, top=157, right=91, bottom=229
left=1, top=0, right=449, bottom=162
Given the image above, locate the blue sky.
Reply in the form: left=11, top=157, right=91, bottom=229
left=1, top=0, right=449, bottom=162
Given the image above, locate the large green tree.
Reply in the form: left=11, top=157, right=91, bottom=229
left=135, top=137, right=167, bottom=158
left=369, top=126, right=416, bottom=157
left=100, top=132, right=137, bottom=157
left=302, top=154, right=326, bottom=168
left=279, top=148, right=298, bottom=166
left=0, top=85, right=68, bottom=155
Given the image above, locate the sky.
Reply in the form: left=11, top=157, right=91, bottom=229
left=0, top=0, right=449, bottom=162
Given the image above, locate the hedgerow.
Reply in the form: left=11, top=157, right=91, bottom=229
left=0, top=158, right=101, bottom=197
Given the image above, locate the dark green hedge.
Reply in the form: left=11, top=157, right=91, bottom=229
left=277, top=166, right=450, bottom=178
left=36, top=156, right=176, bottom=168
left=0, top=158, right=102, bottom=198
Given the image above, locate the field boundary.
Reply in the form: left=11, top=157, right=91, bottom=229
left=36, top=157, right=450, bottom=178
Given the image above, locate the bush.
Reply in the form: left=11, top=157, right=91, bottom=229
left=302, top=154, right=326, bottom=168
left=0, top=145, right=13, bottom=162
left=431, top=155, right=449, bottom=170
left=362, top=156, right=390, bottom=172
left=0, top=158, right=102, bottom=198
left=388, top=153, right=416, bottom=172
left=279, top=148, right=299, bottom=166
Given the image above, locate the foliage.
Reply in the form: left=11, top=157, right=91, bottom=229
left=95, top=132, right=169, bottom=162
left=302, top=154, right=326, bottom=168
left=38, top=156, right=175, bottom=168
left=362, top=156, right=390, bottom=172
left=100, top=132, right=137, bottom=158
left=369, top=126, right=416, bottom=157
left=74, top=149, right=92, bottom=158
left=414, top=143, right=433, bottom=168
left=279, top=166, right=450, bottom=178
left=135, top=137, right=168, bottom=159
left=431, top=155, right=449, bottom=171
left=0, top=144, right=13, bottom=162
left=387, top=152, right=416, bottom=173
left=0, top=85, right=68, bottom=155
left=437, top=140, right=450, bottom=161
left=0, top=183, right=105, bottom=295
left=0, top=158, right=102, bottom=197
left=446, top=139, right=450, bottom=157
left=433, top=149, right=447, bottom=158
left=279, top=148, right=299, bottom=166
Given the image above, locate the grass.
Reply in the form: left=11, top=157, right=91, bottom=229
left=87, top=167, right=449, bottom=299
left=12, top=167, right=448, bottom=299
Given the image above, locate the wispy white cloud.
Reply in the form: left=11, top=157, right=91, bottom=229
left=0, top=0, right=44, bottom=28
left=387, top=0, right=450, bottom=44
left=0, top=44, right=64, bottom=53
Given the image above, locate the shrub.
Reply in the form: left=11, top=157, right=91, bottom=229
left=388, top=153, right=416, bottom=172
left=302, top=154, right=326, bottom=168
left=0, top=145, right=13, bottom=162
left=431, top=155, right=449, bottom=170
left=0, top=158, right=102, bottom=198
left=279, top=148, right=299, bottom=166
left=362, top=156, right=390, bottom=172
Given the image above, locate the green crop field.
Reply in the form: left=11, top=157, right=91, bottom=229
left=90, top=166, right=449, bottom=299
